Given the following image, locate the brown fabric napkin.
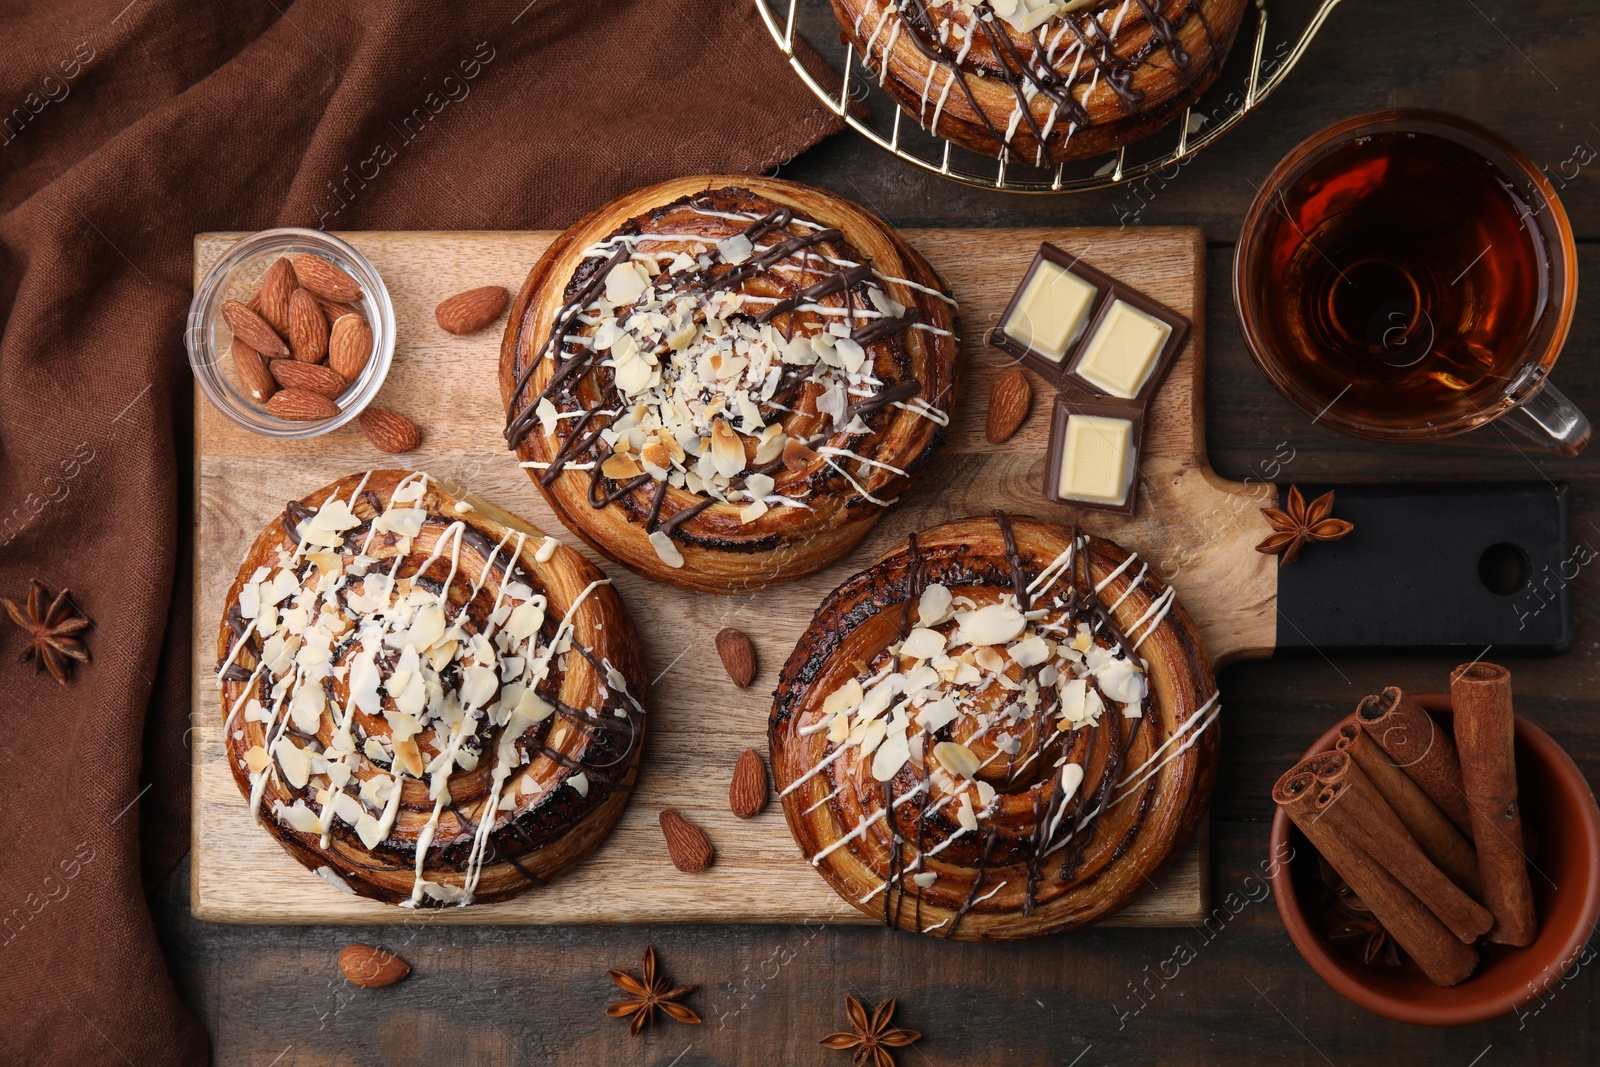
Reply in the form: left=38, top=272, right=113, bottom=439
left=0, top=2, right=839, bottom=1062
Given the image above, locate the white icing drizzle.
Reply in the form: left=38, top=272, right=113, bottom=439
left=219, top=473, right=639, bottom=908
left=865, top=0, right=1175, bottom=160
left=1042, top=692, right=1223, bottom=860
left=511, top=194, right=957, bottom=561
left=786, top=521, right=1221, bottom=926
left=809, top=781, right=928, bottom=866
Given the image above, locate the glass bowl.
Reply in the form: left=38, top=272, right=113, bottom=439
left=185, top=228, right=396, bottom=438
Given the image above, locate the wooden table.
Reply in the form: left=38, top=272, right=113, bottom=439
left=152, top=0, right=1600, bottom=1062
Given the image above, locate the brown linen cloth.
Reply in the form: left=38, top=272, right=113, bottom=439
left=0, top=2, right=840, bottom=1062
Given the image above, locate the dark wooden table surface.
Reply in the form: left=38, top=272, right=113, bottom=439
left=152, top=1, right=1600, bottom=1062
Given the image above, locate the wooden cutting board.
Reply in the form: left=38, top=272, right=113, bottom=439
left=190, top=226, right=1275, bottom=926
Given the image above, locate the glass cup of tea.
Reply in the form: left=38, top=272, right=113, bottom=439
left=1233, top=109, right=1587, bottom=455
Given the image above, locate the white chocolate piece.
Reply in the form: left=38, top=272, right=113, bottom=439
left=1057, top=414, right=1136, bottom=506
left=1003, top=260, right=1097, bottom=362
left=1074, top=299, right=1172, bottom=399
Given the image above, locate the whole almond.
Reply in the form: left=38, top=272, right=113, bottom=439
left=337, top=944, right=409, bottom=988
left=436, top=285, right=509, bottom=335
left=258, top=258, right=297, bottom=335
left=986, top=367, right=1033, bottom=444
left=315, top=297, right=363, bottom=322
left=291, top=253, right=363, bottom=303
left=659, top=808, right=715, bottom=873
left=222, top=299, right=289, bottom=358
left=270, top=360, right=347, bottom=399
left=288, top=288, right=330, bottom=363
left=328, top=314, right=373, bottom=382
left=729, top=749, right=769, bottom=819
left=358, top=406, right=422, bottom=453
left=230, top=337, right=277, bottom=403
left=715, top=627, right=756, bottom=688
left=265, top=388, right=340, bottom=421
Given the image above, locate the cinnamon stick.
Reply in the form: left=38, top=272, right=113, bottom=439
left=1310, top=752, right=1493, bottom=943
left=1358, top=687, right=1473, bottom=833
left=1274, top=754, right=1478, bottom=986
left=1450, top=662, right=1538, bottom=947
left=1336, top=718, right=1483, bottom=896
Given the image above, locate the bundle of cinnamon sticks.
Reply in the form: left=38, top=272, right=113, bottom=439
left=1273, top=662, right=1538, bottom=986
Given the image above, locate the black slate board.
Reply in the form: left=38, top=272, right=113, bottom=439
left=1274, top=483, right=1571, bottom=655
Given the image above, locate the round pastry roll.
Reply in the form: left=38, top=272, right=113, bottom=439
left=770, top=513, right=1218, bottom=939
left=501, top=175, right=960, bottom=592
left=215, top=470, right=646, bottom=908
left=833, top=0, right=1251, bottom=165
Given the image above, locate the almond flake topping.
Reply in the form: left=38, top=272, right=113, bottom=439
left=219, top=473, right=641, bottom=910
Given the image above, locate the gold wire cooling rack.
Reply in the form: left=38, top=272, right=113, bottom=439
left=754, top=0, right=1346, bottom=193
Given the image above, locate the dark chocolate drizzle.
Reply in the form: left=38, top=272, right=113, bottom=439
left=221, top=479, right=646, bottom=907
left=794, top=513, right=1168, bottom=932
left=880, top=0, right=1211, bottom=159
left=504, top=191, right=934, bottom=552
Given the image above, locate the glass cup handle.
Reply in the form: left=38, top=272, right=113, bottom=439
left=1505, top=380, right=1591, bottom=457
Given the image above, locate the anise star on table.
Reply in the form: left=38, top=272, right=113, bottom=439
left=3, top=579, right=91, bottom=685
left=605, top=946, right=700, bottom=1036
left=1256, top=485, right=1354, bottom=565
left=820, top=995, right=921, bottom=1067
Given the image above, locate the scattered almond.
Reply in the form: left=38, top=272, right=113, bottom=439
left=288, top=288, right=330, bottom=363
left=715, top=627, right=756, bottom=688
left=436, top=285, right=509, bottom=335
left=265, top=388, right=340, bottom=421
left=337, top=944, right=410, bottom=988
left=729, top=749, right=769, bottom=819
left=659, top=808, right=715, bottom=873
left=230, top=337, right=276, bottom=403
left=986, top=367, right=1032, bottom=444
left=270, top=360, right=347, bottom=399
left=258, top=258, right=297, bottom=335
left=359, top=406, right=422, bottom=453
left=222, top=299, right=289, bottom=358
left=328, top=314, right=373, bottom=381
left=291, top=253, right=363, bottom=303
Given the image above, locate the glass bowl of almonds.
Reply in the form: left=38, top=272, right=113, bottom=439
left=185, top=228, right=396, bottom=438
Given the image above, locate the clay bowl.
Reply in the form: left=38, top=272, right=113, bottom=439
left=1269, top=692, right=1600, bottom=1025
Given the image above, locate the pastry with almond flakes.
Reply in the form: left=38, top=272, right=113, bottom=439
left=770, top=512, right=1217, bottom=938
left=216, top=470, right=645, bottom=907
left=501, top=175, right=960, bottom=592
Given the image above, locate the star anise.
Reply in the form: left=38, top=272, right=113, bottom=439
left=3, top=579, right=91, bottom=685
left=1319, top=857, right=1401, bottom=967
left=820, top=995, right=921, bottom=1067
left=605, top=946, right=700, bottom=1036
left=1256, top=485, right=1354, bottom=565
left=1327, top=915, right=1402, bottom=966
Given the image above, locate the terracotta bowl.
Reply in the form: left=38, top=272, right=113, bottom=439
left=1269, top=692, right=1600, bottom=1026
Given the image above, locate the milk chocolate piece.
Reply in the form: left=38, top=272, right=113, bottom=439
left=990, top=243, right=1190, bottom=407
left=1045, top=395, right=1144, bottom=515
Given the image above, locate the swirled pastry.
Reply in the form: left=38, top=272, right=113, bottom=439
left=216, top=470, right=646, bottom=907
left=770, top=513, right=1217, bottom=939
left=501, top=176, right=960, bottom=592
left=834, top=0, right=1251, bottom=165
